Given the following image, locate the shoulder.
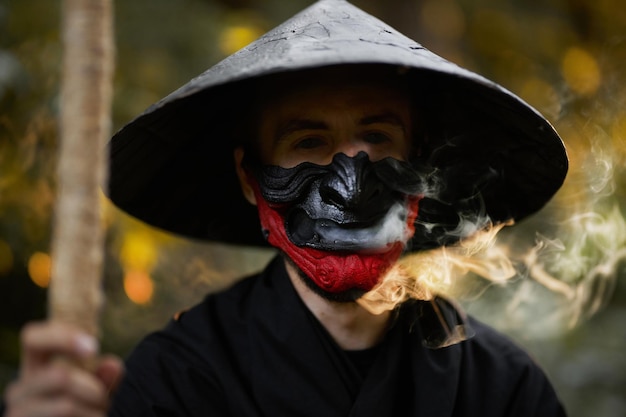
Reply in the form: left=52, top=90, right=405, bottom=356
left=463, top=316, right=534, bottom=363
left=109, top=272, right=263, bottom=417
left=143, top=270, right=261, bottom=357
left=458, top=315, right=547, bottom=384
left=405, top=299, right=553, bottom=394
left=125, top=256, right=286, bottom=366
left=455, top=316, right=567, bottom=416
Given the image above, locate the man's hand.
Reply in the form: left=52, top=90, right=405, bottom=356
left=3, top=321, right=124, bottom=417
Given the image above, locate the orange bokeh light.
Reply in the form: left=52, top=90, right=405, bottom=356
left=123, top=269, right=154, bottom=305
left=27, top=251, right=51, bottom=288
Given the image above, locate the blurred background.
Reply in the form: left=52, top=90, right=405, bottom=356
left=1, top=0, right=625, bottom=415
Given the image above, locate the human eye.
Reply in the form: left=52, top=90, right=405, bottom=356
left=293, top=136, right=327, bottom=150
left=363, top=131, right=393, bottom=145
left=361, top=127, right=410, bottom=160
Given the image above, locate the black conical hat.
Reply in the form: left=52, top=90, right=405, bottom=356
left=108, top=0, right=568, bottom=249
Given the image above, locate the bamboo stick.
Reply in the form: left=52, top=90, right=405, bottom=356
left=49, top=0, right=115, bottom=338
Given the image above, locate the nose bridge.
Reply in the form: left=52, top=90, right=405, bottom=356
left=335, top=137, right=368, bottom=158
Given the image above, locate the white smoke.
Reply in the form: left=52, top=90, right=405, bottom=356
left=361, top=125, right=625, bottom=338
left=322, top=201, right=413, bottom=251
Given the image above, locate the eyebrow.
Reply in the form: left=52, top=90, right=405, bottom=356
left=275, top=112, right=407, bottom=142
left=275, top=119, right=329, bottom=142
left=359, top=113, right=407, bottom=132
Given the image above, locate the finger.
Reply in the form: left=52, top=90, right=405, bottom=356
left=94, top=355, right=125, bottom=395
left=63, top=364, right=111, bottom=410
left=14, top=396, right=105, bottom=417
left=20, top=321, right=98, bottom=375
left=8, top=362, right=109, bottom=411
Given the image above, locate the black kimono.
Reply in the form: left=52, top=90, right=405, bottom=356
left=109, top=257, right=567, bottom=417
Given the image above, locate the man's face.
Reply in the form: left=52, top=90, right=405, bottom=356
left=237, top=77, right=422, bottom=300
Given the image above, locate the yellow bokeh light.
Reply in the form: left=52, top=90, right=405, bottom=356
left=0, top=240, right=14, bottom=276
left=123, top=269, right=154, bottom=305
left=28, top=251, right=51, bottom=288
left=120, top=231, right=158, bottom=272
left=519, top=77, right=562, bottom=121
left=219, top=24, right=264, bottom=55
left=561, top=46, right=601, bottom=96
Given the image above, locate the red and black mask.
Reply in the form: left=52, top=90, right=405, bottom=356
left=246, top=152, right=424, bottom=296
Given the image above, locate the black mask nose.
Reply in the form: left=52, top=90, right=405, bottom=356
left=320, top=152, right=385, bottom=211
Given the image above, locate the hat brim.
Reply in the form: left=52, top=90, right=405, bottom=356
left=107, top=0, right=567, bottom=249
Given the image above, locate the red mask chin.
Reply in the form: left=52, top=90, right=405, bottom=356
left=253, top=188, right=421, bottom=294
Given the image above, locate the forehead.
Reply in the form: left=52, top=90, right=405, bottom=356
left=256, top=65, right=411, bottom=105
left=262, top=80, right=411, bottom=116
left=253, top=65, right=413, bottom=122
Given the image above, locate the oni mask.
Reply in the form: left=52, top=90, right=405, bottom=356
left=247, top=152, right=424, bottom=295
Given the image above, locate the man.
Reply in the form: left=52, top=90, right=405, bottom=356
left=3, top=1, right=569, bottom=416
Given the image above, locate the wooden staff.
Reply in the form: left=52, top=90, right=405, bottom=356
left=49, top=0, right=115, bottom=338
